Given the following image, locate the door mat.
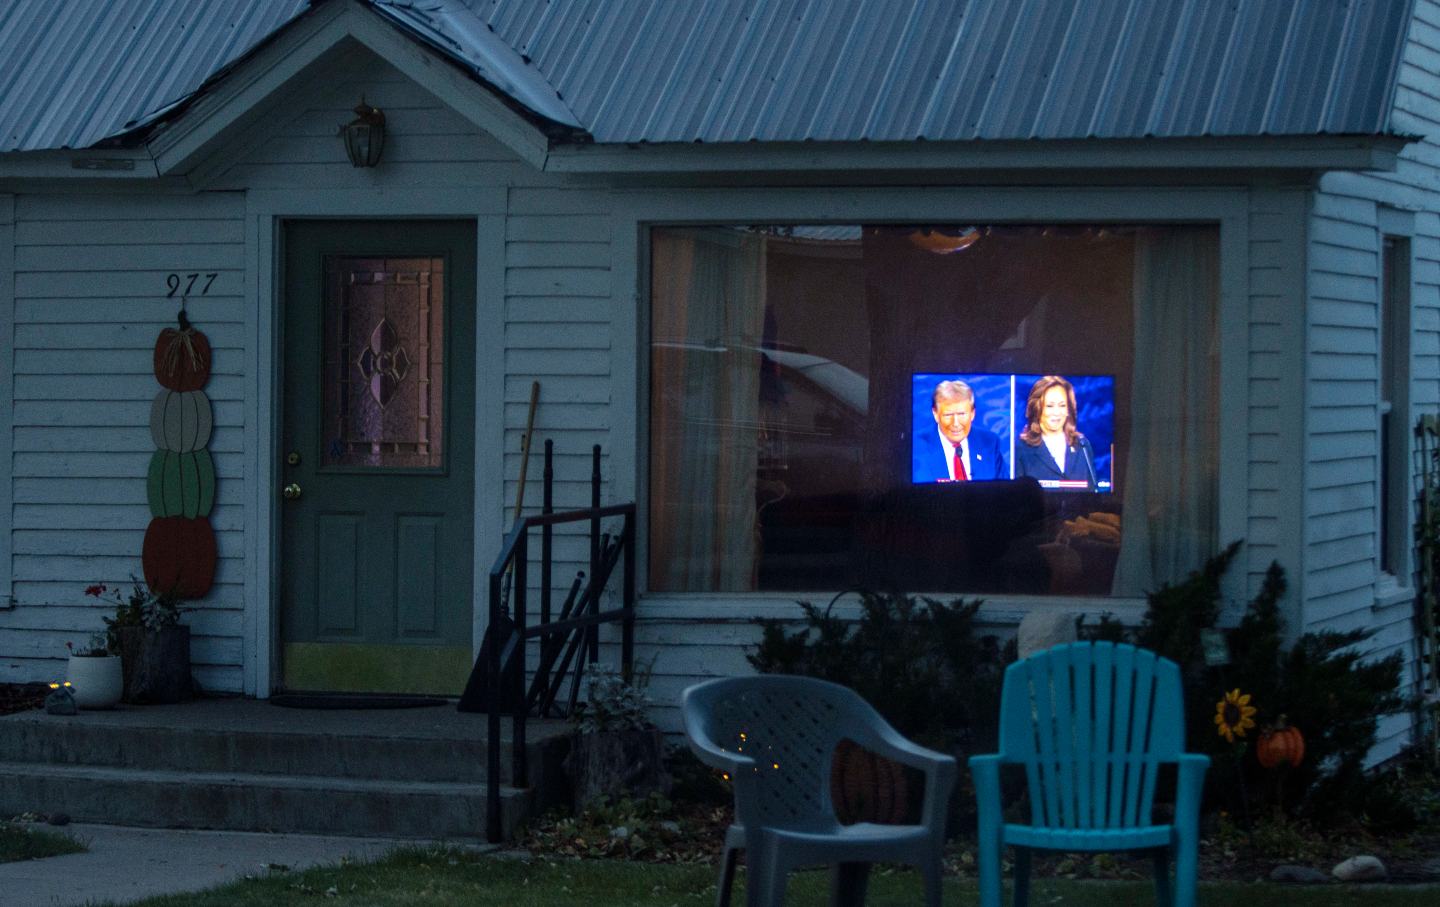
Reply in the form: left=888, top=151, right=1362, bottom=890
left=270, top=693, right=447, bottom=710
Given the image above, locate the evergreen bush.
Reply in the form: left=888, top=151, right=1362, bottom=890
left=747, top=590, right=1011, bottom=753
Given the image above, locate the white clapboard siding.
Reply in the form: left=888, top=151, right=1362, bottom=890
left=503, top=176, right=615, bottom=604
left=5, top=189, right=246, bottom=687
left=1297, top=0, right=1440, bottom=757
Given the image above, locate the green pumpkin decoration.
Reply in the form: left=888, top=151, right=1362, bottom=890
left=146, top=449, right=216, bottom=519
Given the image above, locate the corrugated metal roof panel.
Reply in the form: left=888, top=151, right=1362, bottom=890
left=370, top=0, right=579, bottom=126
left=478, top=0, right=1410, bottom=143
left=0, top=0, right=1415, bottom=155
left=0, top=0, right=308, bottom=151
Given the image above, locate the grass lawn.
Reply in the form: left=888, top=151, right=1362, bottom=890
left=86, top=846, right=1440, bottom=906
left=0, top=822, right=86, bottom=863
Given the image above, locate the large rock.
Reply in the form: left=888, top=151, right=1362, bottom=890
left=1332, top=855, right=1387, bottom=882
left=1017, top=611, right=1079, bottom=658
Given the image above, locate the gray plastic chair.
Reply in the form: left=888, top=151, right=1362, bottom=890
left=682, top=675, right=958, bottom=907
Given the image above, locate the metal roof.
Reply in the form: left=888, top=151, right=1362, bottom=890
left=0, top=0, right=309, bottom=152
left=0, top=0, right=1416, bottom=154
left=478, top=0, right=1413, bottom=143
left=370, top=0, right=579, bottom=127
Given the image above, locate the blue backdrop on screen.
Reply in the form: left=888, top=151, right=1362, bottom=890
left=1012, top=374, right=1115, bottom=490
left=911, top=373, right=1115, bottom=490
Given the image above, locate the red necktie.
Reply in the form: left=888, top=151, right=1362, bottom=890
left=953, top=450, right=968, bottom=481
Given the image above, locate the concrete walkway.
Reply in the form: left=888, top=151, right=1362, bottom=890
left=0, top=823, right=487, bottom=906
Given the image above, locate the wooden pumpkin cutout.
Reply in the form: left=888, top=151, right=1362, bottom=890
left=149, top=389, right=212, bottom=452
left=146, top=450, right=216, bottom=519
left=153, top=313, right=212, bottom=392
left=142, top=515, right=217, bottom=599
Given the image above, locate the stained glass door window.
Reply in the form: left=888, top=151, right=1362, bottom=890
left=321, top=256, right=445, bottom=469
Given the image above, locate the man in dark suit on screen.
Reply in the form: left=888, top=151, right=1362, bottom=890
left=912, top=379, right=1006, bottom=483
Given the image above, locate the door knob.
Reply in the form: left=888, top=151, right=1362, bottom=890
left=282, top=483, right=302, bottom=500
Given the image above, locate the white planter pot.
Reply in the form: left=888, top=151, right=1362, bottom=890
left=66, top=655, right=123, bottom=709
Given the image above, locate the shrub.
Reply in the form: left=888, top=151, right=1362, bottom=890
left=747, top=590, right=1011, bottom=753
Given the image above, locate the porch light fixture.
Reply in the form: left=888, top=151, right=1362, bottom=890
left=341, top=99, right=386, bottom=167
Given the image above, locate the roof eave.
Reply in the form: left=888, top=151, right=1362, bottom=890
left=545, top=134, right=1413, bottom=176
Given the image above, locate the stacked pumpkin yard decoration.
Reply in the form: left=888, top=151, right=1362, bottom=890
left=145, top=310, right=218, bottom=599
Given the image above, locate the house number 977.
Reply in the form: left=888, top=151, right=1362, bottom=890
left=166, top=273, right=218, bottom=297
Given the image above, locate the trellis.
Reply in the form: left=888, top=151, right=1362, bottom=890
left=1415, top=415, right=1440, bottom=766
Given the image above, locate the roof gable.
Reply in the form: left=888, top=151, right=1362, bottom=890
left=143, top=0, right=564, bottom=176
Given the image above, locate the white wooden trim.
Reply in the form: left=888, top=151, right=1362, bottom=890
left=473, top=208, right=507, bottom=652
left=611, top=185, right=1252, bottom=620
left=245, top=190, right=506, bottom=218
left=0, top=149, right=157, bottom=180
left=0, top=194, right=13, bottom=608
left=1264, top=187, right=1311, bottom=640
left=149, top=0, right=348, bottom=173
left=1379, top=207, right=1418, bottom=237
left=548, top=136, right=1410, bottom=175
left=1376, top=206, right=1417, bottom=604
left=637, top=592, right=1150, bottom=627
left=243, top=210, right=279, bottom=696
left=244, top=185, right=507, bottom=696
left=1217, top=194, right=1251, bottom=612
left=608, top=212, right=640, bottom=508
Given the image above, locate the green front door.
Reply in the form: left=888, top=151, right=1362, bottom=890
left=280, top=221, right=476, bottom=694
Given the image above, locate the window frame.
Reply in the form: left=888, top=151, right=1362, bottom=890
left=610, top=187, right=1251, bottom=620
left=1376, top=207, right=1415, bottom=601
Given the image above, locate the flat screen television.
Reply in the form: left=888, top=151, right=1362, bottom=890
left=911, top=372, right=1114, bottom=492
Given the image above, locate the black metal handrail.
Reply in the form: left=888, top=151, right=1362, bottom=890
left=486, top=443, right=635, bottom=842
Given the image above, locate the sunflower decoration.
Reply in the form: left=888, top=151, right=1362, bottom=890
left=1214, top=688, right=1258, bottom=743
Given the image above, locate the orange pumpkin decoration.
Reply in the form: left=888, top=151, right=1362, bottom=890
left=1256, top=723, right=1305, bottom=769
left=153, top=326, right=212, bottom=392
left=830, top=738, right=912, bottom=824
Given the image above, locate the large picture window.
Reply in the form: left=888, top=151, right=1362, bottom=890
left=648, top=224, right=1219, bottom=597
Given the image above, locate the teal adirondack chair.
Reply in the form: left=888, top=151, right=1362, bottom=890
left=969, top=642, right=1209, bottom=907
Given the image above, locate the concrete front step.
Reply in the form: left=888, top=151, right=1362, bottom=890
left=0, top=714, right=501, bottom=783
left=0, top=701, right=572, bottom=784
left=0, top=700, right=573, bottom=840
left=0, top=761, right=531, bottom=839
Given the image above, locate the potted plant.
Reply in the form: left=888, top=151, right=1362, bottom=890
left=64, top=631, right=122, bottom=710
left=564, top=661, right=671, bottom=813
left=89, top=580, right=192, bottom=704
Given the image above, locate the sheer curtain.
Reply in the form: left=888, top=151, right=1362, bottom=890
left=649, top=228, right=766, bottom=591
left=1113, top=228, right=1220, bottom=595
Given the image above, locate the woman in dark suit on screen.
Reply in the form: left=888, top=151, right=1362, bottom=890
left=1015, top=375, right=1099, bottom=491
